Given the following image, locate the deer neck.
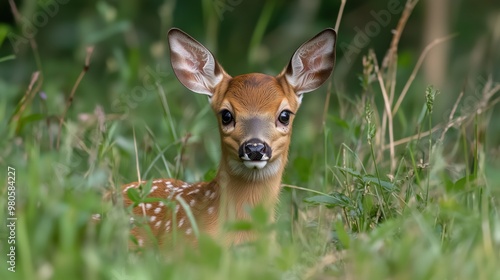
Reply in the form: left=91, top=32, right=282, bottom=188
left=213, top=156, right=286, bottom=221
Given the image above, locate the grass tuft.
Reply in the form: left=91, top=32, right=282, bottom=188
left=1, top=1, right=499, bottom=279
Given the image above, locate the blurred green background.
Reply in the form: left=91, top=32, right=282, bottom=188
left=1, top=0, right=499, bottom=141
left=1, top=0, right=500, bottom=279
left=1, top=0, right=499, bottom=179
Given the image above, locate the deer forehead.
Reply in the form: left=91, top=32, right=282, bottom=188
left=214, top=73, right=299, bottom=114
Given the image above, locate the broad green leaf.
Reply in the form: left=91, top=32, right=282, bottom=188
left=126, top=187, right=141, bottom=203
left=363, top=175, right=396, bottom=191
left=304, top=193, right=352, bottom=208
left=335, top=166, right=362, bottom=178
left=334, top=221, right=350, bottom=249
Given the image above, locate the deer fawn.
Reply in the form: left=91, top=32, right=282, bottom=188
left=119, top=28, right=336, bottom=248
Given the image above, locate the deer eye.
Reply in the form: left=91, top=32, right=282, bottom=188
left=278, top=110, right=292, bottom=125
left=220, top=109, right=233, bottom=125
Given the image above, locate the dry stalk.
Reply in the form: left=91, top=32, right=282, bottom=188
left=376, top=0, right=419, bottom=172
left=439, top=90, right=464, bottom=142
left=335, top=0, right=347, bottom=31
left=9, top=0, right=44, bottom=81
left=387, top=80, right=500, bottom=150
left=392, top=34, right=456, bottom=116
left=384, top=124, right=443, bottom=150
left=8, top=0, right=46, bottom=134
left=56, top=47, right=95, bottom=149
left=371, top=52, right=396, bottom=172
left=382, top=0, right=419, bottom=70
left=9, top=72, right=40, bottom=124
left=322, top=0, right=347, bottom=129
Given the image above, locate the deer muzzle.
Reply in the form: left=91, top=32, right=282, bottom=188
left=238, top=138, right=272, bottom=169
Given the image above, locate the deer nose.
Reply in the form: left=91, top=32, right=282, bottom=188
left=239, top=138, right=272, bottom=161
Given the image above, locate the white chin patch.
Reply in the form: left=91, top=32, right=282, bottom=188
left=243, top=161, right=268, bottom=169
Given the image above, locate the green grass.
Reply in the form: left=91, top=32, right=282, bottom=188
left=1, top=0, right=500, bottom=279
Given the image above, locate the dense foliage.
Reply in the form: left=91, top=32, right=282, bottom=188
left=1, top=0, right=499, bottom=279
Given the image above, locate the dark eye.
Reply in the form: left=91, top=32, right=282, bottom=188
left=278, top=110, right=292, bottom=125
left=220, top=109, right=233, bottom=125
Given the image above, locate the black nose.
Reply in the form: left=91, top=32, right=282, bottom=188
left=239, top=138, right=272, bottom=161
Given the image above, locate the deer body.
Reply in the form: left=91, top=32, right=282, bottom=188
left=121, top=28, right=336, bottom=247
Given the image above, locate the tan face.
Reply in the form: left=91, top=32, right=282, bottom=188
left=210, top=74, right=301, bottom=181
left=168, top=27, right=336, bottom=182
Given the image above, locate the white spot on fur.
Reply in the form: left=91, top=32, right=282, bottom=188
left=146, top=203, right=152, bottom=209
left=188, top=189, right=200, bottom=195
left=190, top=199, right=196, bottom=206
left=186, top=228, right=192, bottom=235
left=138, top=239, right=144, bottom=247
left=123, top=185, right=134, bottom=193
left=154, top=220, right=162, bottom=228
left=178, top=218, right=185, bottom=227
left=208, top=207, right=214, bottom=214
left=154, top=207, right=161, bottom=214
left=175, top=205, right=180, bottom=213
left=150, top=216, right=156, bottom=222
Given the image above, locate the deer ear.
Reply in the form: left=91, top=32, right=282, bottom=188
left=280, top=28, right=336, bottom=97
left=168, top=28, right=228, bottom=97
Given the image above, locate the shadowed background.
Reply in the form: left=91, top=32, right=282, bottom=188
left=0, top=0, right=499, bottom=279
